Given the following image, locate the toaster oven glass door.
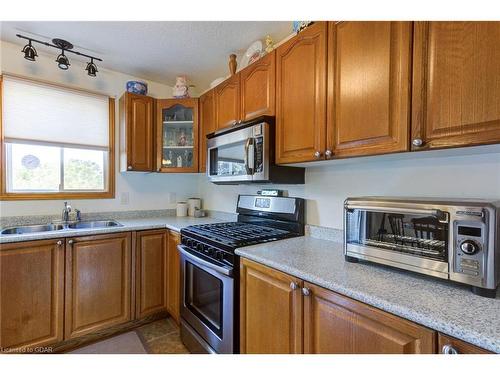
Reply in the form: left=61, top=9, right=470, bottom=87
left=346, top=208, right=449, bottom=261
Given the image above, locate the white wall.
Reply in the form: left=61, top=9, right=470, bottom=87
left=0, top=40, right=200, bottom=217
left=198, top=146, right=500, bottom=229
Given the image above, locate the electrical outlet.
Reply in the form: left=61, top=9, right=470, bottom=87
left=120, top=192, right=130, bottom=205
left=167, top=192, right=176, bottom=204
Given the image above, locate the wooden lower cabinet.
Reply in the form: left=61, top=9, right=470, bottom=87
left=240, top=259, right=303, bottom=354
left=135, top=229, right=168, bottom=319
left=240, top=259, right=438, bottom=354
left=65, top=232, right=132, bottom=340
left=166, top=230, right=181, bottom=324
left=303, top=282, right=435, bottom=353
left=0, top=239, right=65, bottom=351
left=438, top=333, right=492, bottom=354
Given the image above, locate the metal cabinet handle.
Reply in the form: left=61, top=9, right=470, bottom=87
left=441, top=344, right=459, bottom=354
left=314, top=151, right=322, bottom=159
left=412, top=138, right=424, bottom=147
left=325, top=149, right=333, bottom=158
left=302, top=287, right=311, bottom=296
left=68, top=239, right=74, bottom=245
left=290, top=282, right=298, bottom=290
left=127, top=165, right=133, bottom=170
left=56, top=240, right=63, bottom=246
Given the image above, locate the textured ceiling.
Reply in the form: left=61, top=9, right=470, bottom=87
left=0, top=21, right=293, bottom=91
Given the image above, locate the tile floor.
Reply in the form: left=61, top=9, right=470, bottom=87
left=69, top=318, right=190, bottom=354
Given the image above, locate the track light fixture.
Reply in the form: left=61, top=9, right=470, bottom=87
left=21, top=40, right=38, bottom=61
left=16, top=34, right=102, bottom=77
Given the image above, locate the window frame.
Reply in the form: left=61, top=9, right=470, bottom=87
left=0, top=75, right=116, bottom=200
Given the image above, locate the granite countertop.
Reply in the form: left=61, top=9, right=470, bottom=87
left=235, top=236, right=500, bottom=353
left=0, top=216, right=223, bottom=244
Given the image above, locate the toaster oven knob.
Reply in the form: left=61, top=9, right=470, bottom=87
left=460, top=240, right=479, bottom=255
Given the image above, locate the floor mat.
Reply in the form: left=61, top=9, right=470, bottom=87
left=69, top=331, right=148, bottom=354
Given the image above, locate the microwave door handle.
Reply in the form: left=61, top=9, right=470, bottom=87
left=345, top=204, right=449, bottom=223
left=244, top=137, right=255, bottom=175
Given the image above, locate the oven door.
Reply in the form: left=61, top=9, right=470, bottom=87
left=207, top=123, right=268, bottom=183
left=178, top=245, right=234, bottom=353
left=344, top=203, right=451, bottom=278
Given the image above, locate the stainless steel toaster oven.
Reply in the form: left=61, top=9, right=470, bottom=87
left=344, top=197, right=500, bottom=297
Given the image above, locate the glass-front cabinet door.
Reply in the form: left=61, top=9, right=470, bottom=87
left=156, top=98, right=199, bottom=172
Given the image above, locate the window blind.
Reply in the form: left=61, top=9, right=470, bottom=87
left=2, top=76, right=110, bottom=150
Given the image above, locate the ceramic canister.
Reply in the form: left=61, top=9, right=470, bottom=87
left=187, top=198, right=201, bottom=217
left=176, top=202, right=188, bottom=217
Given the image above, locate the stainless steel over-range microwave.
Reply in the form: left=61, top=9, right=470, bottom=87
left=344, top=197, right=500, bottom=297
left=206, top=116, right=304, bottom=184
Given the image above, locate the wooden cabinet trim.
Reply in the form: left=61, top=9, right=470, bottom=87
left=199, top=90, right=215, bottom=173
left=240, top=51, right=276, bottom=121
left=64, top=232, right=132, bottom=340
left=276, top=22, right=327, bottom=164
left=327, top=21, right=412, bottom=157
left=0, top=239, right=65, bottom=350
left=166, top=230, right=181, bottom=324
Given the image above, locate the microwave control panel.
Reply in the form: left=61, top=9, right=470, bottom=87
left=453, top=220, right=487, bottom=279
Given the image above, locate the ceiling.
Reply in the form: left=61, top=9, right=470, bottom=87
left=0, top=21, right=293, bottom=91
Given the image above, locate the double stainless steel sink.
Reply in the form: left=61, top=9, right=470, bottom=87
left=0, top=220, right=123, bottom=235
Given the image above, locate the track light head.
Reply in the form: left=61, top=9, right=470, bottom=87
left=22, top=41, right=37, bottom=61
left=85, top=59, right=98, bottom=77
left=56, top=51, right=70, bottom=70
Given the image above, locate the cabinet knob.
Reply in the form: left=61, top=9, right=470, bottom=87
left=302, top=287, right=311, bottom=296
left=314, top=151, right=322, bottom=159
left=56, top=240, right=63, bottom=246
left=290, top=282, right=298, bottom=290
left=325, top=149, right=333, bottom=158
left=68, top=239, right=74, bottom=245
left=412, top=138, right=424, bottom=147
left=127, top=165, right=133, bottom=170
left=441, top=344, right=459, bottom=354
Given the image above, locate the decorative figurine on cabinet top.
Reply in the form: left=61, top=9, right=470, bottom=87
left=265, top=35, right=274, bottom=54
left=126, top=80, right=148, bottom=95
left=172, top=76, right=190, bottom=98
left=292, top=21, right=313, bottom=34
left=229, top=54, right=237, bottom=75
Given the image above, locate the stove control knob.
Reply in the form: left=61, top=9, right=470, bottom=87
left=460, top=240, right=479, bottom=255
left=196, top=243, right=204, bottom=252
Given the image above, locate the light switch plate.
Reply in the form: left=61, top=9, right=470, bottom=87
left=120, top=192, right=130, bottom=205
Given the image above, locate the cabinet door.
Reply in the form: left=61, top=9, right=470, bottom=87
left=240, top=258, right=303, bottom=354
left=438, top=333, right=492, bottom=354
left=412, top=22, right=500, bottom=150
left=0, top=239, right=65, bottom=351
left=240, top=51, right=276, bottom=121
left=136, top=230, right=168, bottom=319
left=156, top=98, right=199, bottom=173
left=166, top=231, right=181, bottom=324
left=199, top=90, right=216, bottom=173
left=303, top=282, right=436, bottom=353
left=276, top=22, right=327, bottom=164
left=215, top=74, right=240, bottom=129
left=120, top=93, right=154, bottom=171
left=328, top=22, right=411, bottom=157
left=65, top=233, right=132, bottom=339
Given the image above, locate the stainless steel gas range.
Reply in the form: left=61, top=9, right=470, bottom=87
left=178, top=194, right=305, bottom=353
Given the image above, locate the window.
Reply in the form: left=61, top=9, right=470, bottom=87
left=0, top=76, right=115, bottom=199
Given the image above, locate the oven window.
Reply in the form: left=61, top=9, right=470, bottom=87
left=209, top=141, right=247, bottom=177
left=185, top=261, right=223, bottom=337
left=346, top=209, right=449, bottom=261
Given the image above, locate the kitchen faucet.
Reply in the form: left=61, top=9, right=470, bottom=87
left=62, top=201, right=72, bottom=222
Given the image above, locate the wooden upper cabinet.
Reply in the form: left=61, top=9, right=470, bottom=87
left=199, top=90, right=216, bottom=173
left=135, top=230, right=168, bottom=319
left=119, top=92, right=155, bottom=172
left=166, top=230, right=181, bottom=324
left=412, top=22, right=500, bottom=150
left=240, top=258, right=303, bottom=354
left=438, top=333, right=492, bottom=354
left=276, top=22, right=327, bottom=164
left=215, top=74, right=240, bottom=129
left=303, top=282, right=435, bottom=354
left=328, top=22, right=412, bottom=158
left=64, top=232, right=132, bottom=340
left=240, top=51, right=276, bottom=121
left=0, top=239, right=65, bottom=350
left=156, top=98, right=199, bottom=173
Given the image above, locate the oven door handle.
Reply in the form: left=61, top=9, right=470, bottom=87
left=178, top=245, right=233, bottom=277
left=345, top=204, right=449, bottom=223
